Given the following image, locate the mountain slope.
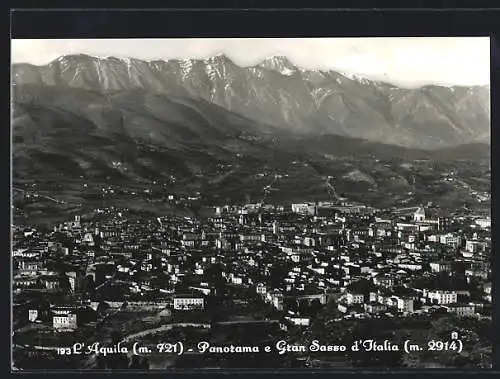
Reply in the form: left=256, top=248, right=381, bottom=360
left=12, top=84, right=283, bottom=183
left=12, top=54, right=490, bottom=149
left=12, top=84, right=490, bottom=215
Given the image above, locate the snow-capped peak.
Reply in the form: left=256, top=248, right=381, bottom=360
left=340, top=71, right=370, bottom=84
left=204, top=54, right=235, bottom=67
left=280, top=68, right=296, bottom=76
left=258, top=55, right=298, bottom=76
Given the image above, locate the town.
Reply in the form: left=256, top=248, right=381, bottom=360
left=12, top=200, right=492, bottom=369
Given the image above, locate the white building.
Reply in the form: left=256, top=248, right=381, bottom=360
left=256, top=283, right=267, bottom=295
left=53, top=313, right=78, bottom=330
left=291, top=203, right=316, bottom=216
left=396, top=297, right=414, bottom=313
left=446, top=304, right=475, bottom=317
left=427, top=290, right=458, bottom=305
left=266, top=290, right=284, bottom=311
left=475, top=218, right=491, bottom=228
left=82, top=233, right=95, bottom=246
left=346, top=292, right=364, bottom=305
left=28, top=309, right=38, bottom=322
left=430, top=261, right=452, bottom=273
left=465, top=240, right=487, bottom=253
left=439, top=233, right=462, bottom=248
left=413, top=207, right=426, bottom=222
left=173, top=295, right=205, bottom=310
left=285, top=316, right=310, bottom=326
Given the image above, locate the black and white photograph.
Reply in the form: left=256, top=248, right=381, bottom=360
left=11, top=36, right=491, bottom=370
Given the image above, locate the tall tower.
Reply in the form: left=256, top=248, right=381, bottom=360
left=273, top=221, right=279, bottom=235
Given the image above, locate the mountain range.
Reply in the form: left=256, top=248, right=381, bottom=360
left=12, top=53, right=490, bottom=149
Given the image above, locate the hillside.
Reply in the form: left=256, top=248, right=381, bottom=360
left=12, top=84, right=490, bottom=217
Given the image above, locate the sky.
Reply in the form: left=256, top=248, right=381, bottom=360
left=11, top=37, right=490, bottom=88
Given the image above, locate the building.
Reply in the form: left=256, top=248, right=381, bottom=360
left=173, top=294, right=205, bottom=310
left=39, top=275, right=60, bottom=290
left=465, top=240, right=487, bottom=254
left=266, top=290, right=285, bottom=311
left=303, top=236, right=316, bottom=247
left=69, top=215, right=81, bottom=230
left=53, top=313, right=78, bottom=330
left=18, top=259, right=41, bottom=272
left=256, top=283, right=267, bottom=296
left=346, top=292, right=364, bottom=305
left=446, top=304, right=475, bottom=317
left=413, top=207, right=426, bottom=222
left=373, top=274, right=394, bottom=288
left=82, top=233, right=95, bottom=246
left=182, top=233, right=202, bottom=248
left=291, top=203, right=317, bottom=216
left=475, top=218, right=491, bottom=228
left=67, top=271, right=85, bottom=293
left=439, top=233, right=462, bottom=248
left=239, top=214, right=247, bottom=225
left=364, top=302, right=387, bottom=314
left=284, top=316, right=310, bottom=326
left=427, top=290, right=458, bottom=305
left=272, top=221, right=279, bottom=235
left=396, top=223, right=419, bottom=232
left=28, top=309, right=39, bottom=322
left=13, top=276, right=38, bottom=289
left=396, top=297, right=414, bottom=313
left=430, top=261, right=453, bottom=273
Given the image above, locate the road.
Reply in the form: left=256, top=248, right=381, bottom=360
left=13, top=186, right=84, bottom=207
left=216, top=319, right=279, bottom=325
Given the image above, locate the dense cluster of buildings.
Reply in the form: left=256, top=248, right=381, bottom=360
left=12, top=201, right=491, bottom=336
